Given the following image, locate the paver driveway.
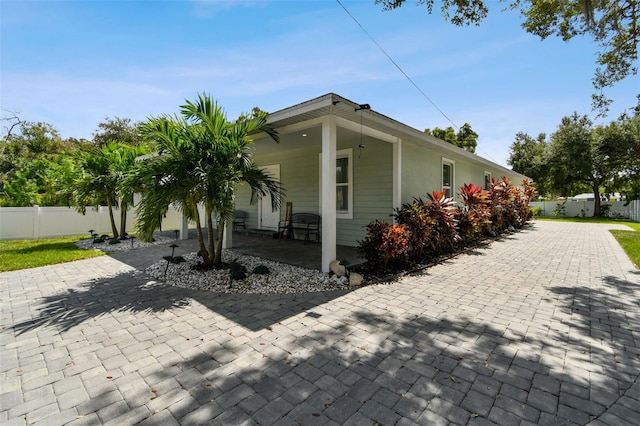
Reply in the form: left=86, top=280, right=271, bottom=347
left=1, top=221, right=639, bottom=425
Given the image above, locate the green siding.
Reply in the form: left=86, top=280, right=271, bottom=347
left=401, top=142, right=441, bottom=203
left=337, top=136, right=393, bottom=247
left=235, top=146, right=320, bottom=231
left=401, top=140, right=525, bottom=202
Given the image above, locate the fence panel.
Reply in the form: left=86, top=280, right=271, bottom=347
left=531, top=200, right=639, bottom=221
left=0, top=205, right=193, bottom=240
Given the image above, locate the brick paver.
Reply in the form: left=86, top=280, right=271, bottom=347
left=1, top=221, right=639, bottom=425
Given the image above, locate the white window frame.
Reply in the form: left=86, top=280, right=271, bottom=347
left=484, top=171, right=492, bottom=191
left=319, top=148, right=353, bottom=220
left=442, top=158, right=455, bottom=199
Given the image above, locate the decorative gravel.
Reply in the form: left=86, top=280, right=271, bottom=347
left=75, top=234, right=175, bottom=252
left=145, top=251, right=350, bottom=294
left=76, top=234, right=352, bottom=294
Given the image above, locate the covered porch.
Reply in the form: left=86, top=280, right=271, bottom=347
left=173, top=229, right=362, bottom=271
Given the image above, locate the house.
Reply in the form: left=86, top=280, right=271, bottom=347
left=230, top=93, right=528, bottom=272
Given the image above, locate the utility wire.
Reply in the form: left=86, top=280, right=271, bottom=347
left=336, top=0, right=502, bottom=164
left=336, top=0, right=458, bottom=130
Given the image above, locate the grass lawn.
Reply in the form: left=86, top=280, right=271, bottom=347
left=537, top=216, right=640, bottom=269
left=0, top=236, right=104, bottom=272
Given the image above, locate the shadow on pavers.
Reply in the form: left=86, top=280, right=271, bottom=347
left=9, top=269, right=352, bottom=335
left=83, top=307, right=638, bottom=424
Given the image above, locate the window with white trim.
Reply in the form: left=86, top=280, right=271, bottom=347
left=484, top=172, right=491, bottom=191
left=319, top=149, right=353, bottom=219
left=442, top=159, right=454, bottom=199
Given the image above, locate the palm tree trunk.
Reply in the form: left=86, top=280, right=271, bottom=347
left=107, top=200, right=119, bottom=238
left=119, top=198, right=128, bottom=238
left=192, top=203, right=211, bottom=265
left=214, top=218, right=225, bottom=266
left=205, top=207, right=216, bottom=267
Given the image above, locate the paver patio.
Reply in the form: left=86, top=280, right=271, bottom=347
left=1, top=221, right=639, bottom=425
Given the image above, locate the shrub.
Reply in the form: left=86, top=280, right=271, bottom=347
left=425, top=190, right=459, bottom=253
left=358, top=220, right=410, bottom=272
left=394, top=198, right=435, bottom=260
left=552, top=200, right=567, bottom=217
left=457, top=183, right=490, bottom=243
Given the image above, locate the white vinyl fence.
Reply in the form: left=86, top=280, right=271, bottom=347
left=530, top=200, right=640, bottom=221
left=0, top=205, right=188, bottom=240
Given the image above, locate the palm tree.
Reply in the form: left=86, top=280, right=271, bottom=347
left=71, top=142, right=147, bottom=238
left=135, top=94, right=281, bottom=268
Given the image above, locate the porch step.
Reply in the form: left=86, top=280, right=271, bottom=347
left=246, top=229, right=279, bottom=239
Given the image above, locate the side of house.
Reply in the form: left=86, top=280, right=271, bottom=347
left=232, top=93, right=527, bottom=271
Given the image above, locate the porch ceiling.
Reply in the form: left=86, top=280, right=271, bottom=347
left=251, top=123, right=363, bottom=155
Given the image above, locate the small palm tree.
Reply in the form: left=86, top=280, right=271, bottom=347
left=135, top=94, right=281, bottom=268
left=70, top=142, right=147, bottom=238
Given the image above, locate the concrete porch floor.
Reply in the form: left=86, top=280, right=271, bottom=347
left=166, top=228, right=363, bottom=271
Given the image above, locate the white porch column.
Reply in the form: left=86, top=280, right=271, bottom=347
left=222, top=220, right=233, bottom=249
left=179, top=214, right=189, bottom=240
left=321, top=117, right=337, bottom=273
left=392, top=138, right=402, bottom=219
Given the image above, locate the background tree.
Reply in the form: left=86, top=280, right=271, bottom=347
left=425, top=122, right=478, bottom=152
left=547, top=113, right=613, bottom=216
left=135, top=94, right=282, bottom=268
left=376, top=0, right=639, bottom=115
left=595, top=113, right=640, bottom=202
left=507, top=132, right=551, bottom=197
left=93, top=116, right=142, bottom=147
left=0, top=120, right=79, bottom=206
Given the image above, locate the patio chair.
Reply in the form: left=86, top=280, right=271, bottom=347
left=233, top=210, right=247, bottom=231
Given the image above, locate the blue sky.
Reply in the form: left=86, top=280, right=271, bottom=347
left=1, top=0, right=638, bottom=167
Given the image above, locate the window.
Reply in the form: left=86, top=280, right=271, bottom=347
left=336, top=156, right=349, bottom=212
left=442, top=159, right=454, bottom=198
left=319, top=149, right=353, bottom=219
left=484, top=172, right=491, bottom=191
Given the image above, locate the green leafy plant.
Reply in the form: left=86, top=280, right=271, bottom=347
left=229, top=261, right=247, bottom=280
left=552, top=200, right=567, bottom=217
left=253, top=265, right=270, bottom=275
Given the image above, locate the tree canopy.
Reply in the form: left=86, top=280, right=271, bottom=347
left=425, top=122, right=478, bottom=152
left=508, top=110, right=640, bottom=215
left=92, top=116, right=142, bottom=147
left=376, top=0, right=639, bottom=115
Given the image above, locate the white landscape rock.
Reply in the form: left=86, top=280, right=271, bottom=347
left=329, top=260, right=347, bottom=277
left=75, top=234, right=174, bottom=252
left=146, top=251, right=351, bottom=294
left=349, top=272, right=364, bottom=287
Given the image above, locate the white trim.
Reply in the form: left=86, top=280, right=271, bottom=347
left=333, top=116, right=398, bottom=144
left=442, top=157, right=455, bottom=199
left=393, top=139, right=402, bottom=215
left=321, top=118, right=337, bottom=273
left=319, top=148, right=353, bottom=220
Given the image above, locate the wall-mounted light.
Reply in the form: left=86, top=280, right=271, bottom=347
left=358, top=143, right=366, bottom=158
left=302, top=133, right=307, bottom=137
left=355, top=103, right=371, bottom=158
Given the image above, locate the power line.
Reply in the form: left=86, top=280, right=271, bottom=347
left=336, top=0, right=458, bottom=129
left=336, top=0, right=502, bottom=164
